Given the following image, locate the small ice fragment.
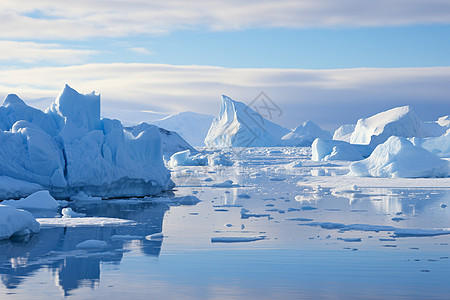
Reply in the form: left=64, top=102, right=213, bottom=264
left=238, top=194, right=251, bottom=199
left=441, top=203, right=448, bottom=209
left=225, top=223, right=233, bottom=227
left=337, top=237, right=362, bottom=242
left=62, top=207, right=86, bottom=218
left=204, top=177, right=213, bottom=182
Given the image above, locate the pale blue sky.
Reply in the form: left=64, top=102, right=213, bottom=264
left=0, top=1, right=449, bottom=130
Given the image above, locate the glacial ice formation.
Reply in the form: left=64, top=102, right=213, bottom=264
left=349, top=106, right=440, bottom=147
left=281, top=120, right=331, bottom=146
left=152, top=111, right=214, bottom=147
left=204, top=95, right=289, bottom=147
left=0, top=84, right=173, bottom=199
left=333, top=124, right=356, bottom=142
left=311, top=138, right=372, bottom=161
left=349, top=136, right=449, bottom=178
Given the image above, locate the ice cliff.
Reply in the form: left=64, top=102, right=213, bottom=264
left=0, top=85, right=173, bottom=199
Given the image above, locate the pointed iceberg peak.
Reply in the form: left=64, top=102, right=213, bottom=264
left=205, top=94, right=289, bottom=147
left=49, top=84, right=101, bottom=132
left=3, top=94, right=27, bottom=107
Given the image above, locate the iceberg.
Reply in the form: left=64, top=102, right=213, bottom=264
left=332, top=124, right=356, bottom=142
left=281, top=120, right=331, bottom=146
left=1, top=190, right=59, bottom=210
left=411, top=130, right=450, bottom=158
left=349, top=136, right=449, bottom=178
left=127, top=122, right=196, bottom=156
left=0, top=85, right=173, bottom=199
left=311, top=138, right=372, bottom=161
left=167, top=150, right=207, bottom=167
left=349, top=106, right=441, bottom=148
left=152, top=111, right=214, bottom=147
left=204, top=95, right=289, bottom=147
left=0, top=204, right=40, bottom=240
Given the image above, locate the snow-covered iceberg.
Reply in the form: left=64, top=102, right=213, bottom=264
left=204, top=95, right=289, bottom=147
left=411, top=130, right=450, bottom=158
left=349, top=106, right=428, bottom=147
left=0, top=85, right=173, bottom=199
left=311, top=138, right=372, bottom=161
left=281, top=120, right=331, bottom=146
left=152, top=111, right=214, bottom=147
left=0, top=204, right=40, bottom=240
left=127, top=122, right=196, bottom=156
left=349, top=136, right=449, bottom=178
left=332, top=124, right=356, bottom=142
left=1, top=190, right=59, bottom=210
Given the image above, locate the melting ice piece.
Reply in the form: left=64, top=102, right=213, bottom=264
left=1, top=190, right=59, bottom=210
left=62, top=207, right=86, bottom=218
left=211, top=180, right=240, bottom=188
left=0, top=204, right=40, bottom=240
left=146, top=232, right=164, bottom=240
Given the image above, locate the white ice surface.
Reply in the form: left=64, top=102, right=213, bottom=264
left=350, top=136, right=449, bottom=178
left=0, top=204, right=40, bottom=240
left=204, top=95, right=289, bottom=147
left=76, top=239, right=108, bottom=249
left=1, top=190, right=59, bottom=210
left=282, top=120, right=331, bottom=146
left=37, top=217, right=133, bottom=227
left=152, top=111, right=214, bottom=147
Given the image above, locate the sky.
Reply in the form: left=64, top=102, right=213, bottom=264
left=0, top=0, right=450, bottom=130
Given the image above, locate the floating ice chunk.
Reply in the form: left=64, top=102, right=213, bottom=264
left=211, top=180, right=240, bottom=188
left=62, top=207, right=86, bottom=218
left=208, top=152, right=234, bottom=166
left=174, top=195, right=201, bottom=205
left=70, top=191, right=102, bottom=202
left=204, top=95, right=289, bottom=147
left=282, top=120, right=331, bottom=146
left=76, top=239, right=108, bottom=249
left=240, top=208, right=270, bottom=219
left=285, top=161, right=302, bottom=169
left=237, top=193, right=251, bottom=199
left=0, top=204, right=40, bottom=240
left=211, top=236, right=266, bottom=243
left=1, top=190, right=59, bottom=210
left=168, top=150, right=207, bottom=167
left=350, top=136, right=449, bottom=178
left=337, top=237, right=362, bottom=242
left=37, top=217, right=133, bottom=227
left=311, top=138, right=372, bottom=161
left=394, top=228, right=450, bottom=237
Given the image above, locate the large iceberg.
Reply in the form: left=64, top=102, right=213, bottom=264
left=152, top=111, right=214, bottom=147
left=204, top=95, right=289, bottom=147
left=281, top=120, right=331, bottom=146
left=349, top=136, right=449, bottom=178
left=0, top=85, right=173, bottom=199
left=349, top=106, right=428, bottom=147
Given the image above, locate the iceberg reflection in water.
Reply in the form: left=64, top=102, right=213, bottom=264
left=0, top=201, right=169, bottom=296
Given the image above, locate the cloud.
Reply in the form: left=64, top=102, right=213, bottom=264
left=0, top=63, right=448, bottom=131
left=0, top=1, right=450, bottom=39
left=127, top=47, right=153, bottom=55
left=0, top=41, right=98, bottom=64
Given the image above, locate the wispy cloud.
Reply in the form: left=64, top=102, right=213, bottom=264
left=0, top=63, right=448, bottom=130
left=1, top=1, right=450, bottom=39
left=127, top=47, right=153, bottom=55
left=0, top=41, right=98, bottom=64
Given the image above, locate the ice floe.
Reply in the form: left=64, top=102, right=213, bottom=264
left=1, top=190, right=60, bottom=210
left=0, top=204, right=40, bottom=240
